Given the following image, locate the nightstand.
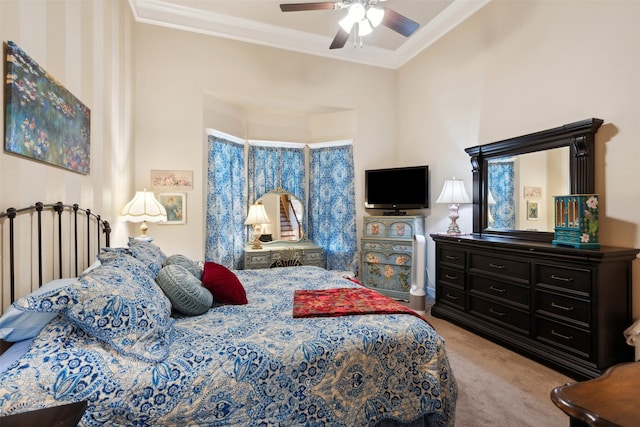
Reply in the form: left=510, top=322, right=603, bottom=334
left=0, top=401, right=87, bottom=427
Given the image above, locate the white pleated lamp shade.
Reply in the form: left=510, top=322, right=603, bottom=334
left=121, top=190, right=167, bottom=223
left=245, top=203, right=270, bottom=225
left=436, top=178, right=472, bottom=204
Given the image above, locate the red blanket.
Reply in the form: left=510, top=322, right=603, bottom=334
left=292, top=287, right=425, bottom=321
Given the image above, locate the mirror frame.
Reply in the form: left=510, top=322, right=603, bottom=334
left=465, top=118, right=603, bottom=242
left=255, top=187, right=307, bottom=244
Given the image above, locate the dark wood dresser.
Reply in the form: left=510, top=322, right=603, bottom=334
left=430, top=233, right=639, bottom=380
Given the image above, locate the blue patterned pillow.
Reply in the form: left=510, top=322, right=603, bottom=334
left=14, top=265, right=173, bottom=362
left=156, top=265, right=212, bottom=316
left=97, top=250, right=156, bottom=285
left=0, top=278, right=75, bottom=342
left=127, top=238, right=167, bottom=276
left=163, top=254, right=201, bottom=279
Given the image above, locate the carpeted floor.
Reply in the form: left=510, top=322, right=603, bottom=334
left=424, top=309, right=575, bottom=427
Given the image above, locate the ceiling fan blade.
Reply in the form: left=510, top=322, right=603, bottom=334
left=329, top=27, right=350, bottom=49
left=280, top=2, right=339, bottom=12
left=381, top=7, right=420, bottom=37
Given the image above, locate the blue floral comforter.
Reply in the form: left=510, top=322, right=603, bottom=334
left=0, top=266, right=456, bottom=426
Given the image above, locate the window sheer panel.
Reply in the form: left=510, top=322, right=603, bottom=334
left=308, top=144, right=357, bottom=273
left=248, top=145, right=306, bottom=210
left=205, top=136, right=247, bottom=268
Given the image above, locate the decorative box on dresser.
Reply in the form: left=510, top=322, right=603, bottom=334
left=430, top=233, right=639, bottom=380
left=244, top=241, right=324, bottom=269
left=360, top=215, right=424, bottom=301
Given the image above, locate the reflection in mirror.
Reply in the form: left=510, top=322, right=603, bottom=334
left=467, top=118, right=602, bottom=242
left=257, top=189, right=304, bottom=242
left=487, top=147, right=569, bottom=233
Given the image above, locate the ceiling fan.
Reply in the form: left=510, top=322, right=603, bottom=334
left=279, top=1, right=420, bottom=49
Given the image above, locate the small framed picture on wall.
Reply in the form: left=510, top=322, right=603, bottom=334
left=527, top=200, right=539, bottom=221
left=158, top=192, right=186, bottom=224
left=151, top=170, right=193, bottom=191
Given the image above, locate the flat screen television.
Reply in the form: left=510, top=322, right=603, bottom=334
left=365, top=165, right=429, bottom=214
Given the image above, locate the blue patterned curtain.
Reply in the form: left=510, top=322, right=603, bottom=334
left=247, top=144, right=306, bottom=203
left=308, top=144, right=357, bottom=272
left=488, top=160, right=515, bottom=229
left=205, top=133, right=246, bottom=268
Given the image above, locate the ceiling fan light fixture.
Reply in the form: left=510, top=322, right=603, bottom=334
left=366, top=7, right=384, bottom=27
left=339, top=14, right=355, bottom=32
left=348, top=3, right=366, bottom=22
left=358, top=19, right=373, bottom=36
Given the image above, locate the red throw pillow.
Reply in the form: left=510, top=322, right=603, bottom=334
left=201, top=262, right=248, bottom=305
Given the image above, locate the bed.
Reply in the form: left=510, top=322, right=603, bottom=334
left=0, top=202, right=457, bottom=426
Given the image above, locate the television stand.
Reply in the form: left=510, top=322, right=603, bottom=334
left=383, top=211, right=406, bottom=216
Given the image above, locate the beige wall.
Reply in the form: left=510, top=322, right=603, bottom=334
left=397, top=0, right=640, bottom=314
left=133, top=24, right=397, bottom=260
left=0, top=0, right=134, bottom=307
left=0, top=0, right=135, bottom=246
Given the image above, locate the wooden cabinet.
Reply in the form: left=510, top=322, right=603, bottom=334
left=361, top=216, right=424, bottom=300
left=551, top=362, right=640, bottom=426
left=244, top=241, right=324, bottom=269
left=431, top=233, right=639, bottom=380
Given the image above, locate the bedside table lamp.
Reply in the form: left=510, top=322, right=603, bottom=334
left=121, top=189, right=167, bottom=241
left=436, top=178, right=471, bottom=234
left=245, top=202, right=270, bottom=249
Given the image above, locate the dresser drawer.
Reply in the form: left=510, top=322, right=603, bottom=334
left=439, top=285, right=465, bottom=310
left=470, top=296, right=530, bottom=334
left=304, top=250, right=323, bottom=261
left=470, top=253, right=529, bottom=282
left=536, top=264, right=591, bottom=296
left=363, top=218, right=420, bottom=239
left=362, top=240, right=412, bottom=253
left=469, top=275, right=529, bottom=307
left=244, top=252, right=271, bottom=268
left=271, top=250, right=300, bottom=261
left=439, top=266, right=464, bottom=289
left=536, top=317, right=591, bottom=358
left=440, top=247, right=465, bottom=268
left=535, top=289, right=590, bottom=327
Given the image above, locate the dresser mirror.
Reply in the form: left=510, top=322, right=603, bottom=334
left=486, top=147, right=569, bottom=233
left=466, top=118, right=603, bottom=242
left=255, top=188, right=305, bottom=243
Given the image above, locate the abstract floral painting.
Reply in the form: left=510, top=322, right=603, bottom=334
left=4, top=41, right=90, bottom=174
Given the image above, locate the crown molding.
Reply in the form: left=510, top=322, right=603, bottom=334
left=129, top=0, right=490, bottom=70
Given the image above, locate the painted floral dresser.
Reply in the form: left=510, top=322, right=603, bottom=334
left=360, top=215, right=424, bottom=301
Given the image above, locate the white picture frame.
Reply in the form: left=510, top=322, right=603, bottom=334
left=158, top=192, right=186, bottom=224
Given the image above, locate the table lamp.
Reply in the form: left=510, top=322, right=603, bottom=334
left=436, top=178, right=471, bottom=234
left=121, top=189, right=167, bottom=240
left=245, top=202, right=270, bottom=249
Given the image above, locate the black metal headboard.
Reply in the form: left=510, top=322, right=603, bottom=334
left=0, top=202, right=111, bottom=308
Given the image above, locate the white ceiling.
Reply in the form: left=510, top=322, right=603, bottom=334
left=129, top=0, right=490, bottom=69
